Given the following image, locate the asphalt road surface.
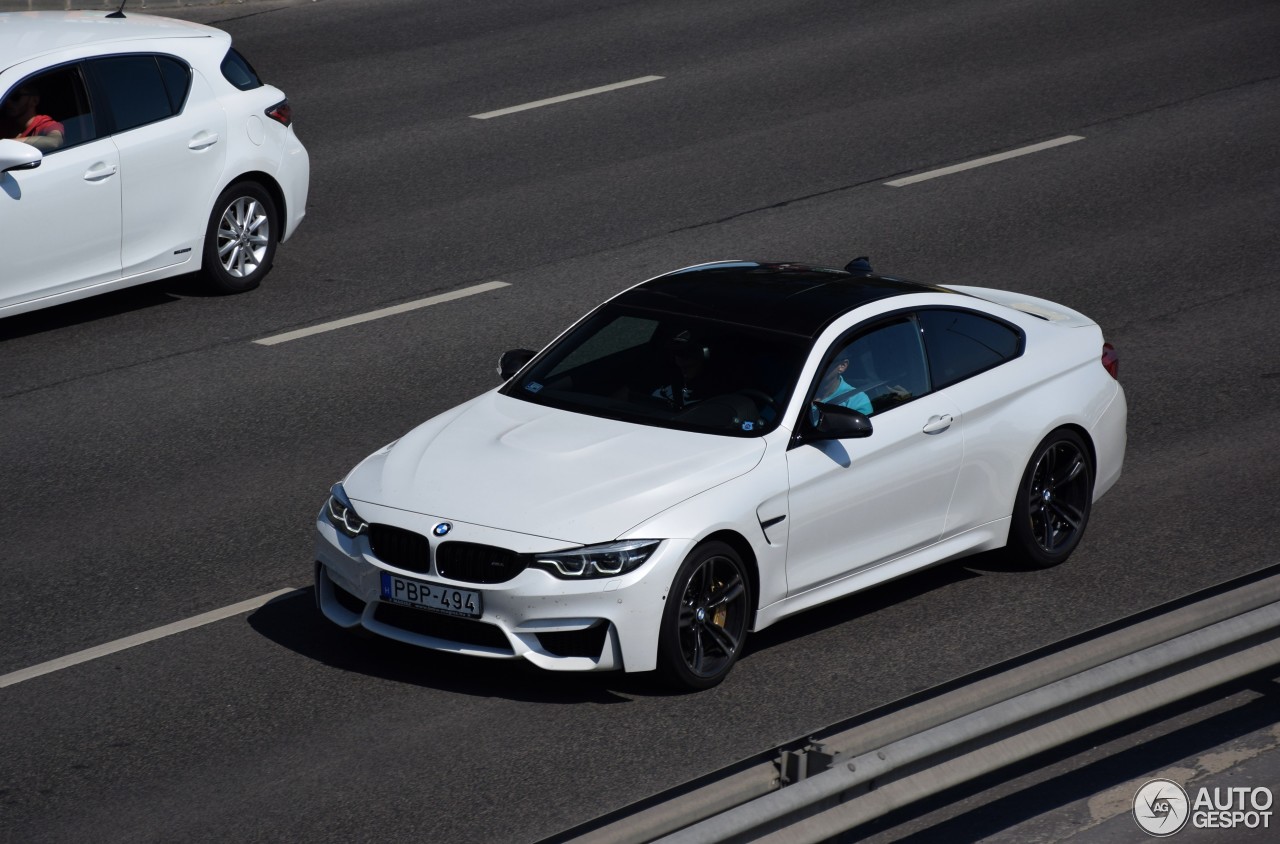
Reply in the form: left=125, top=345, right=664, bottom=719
left=2, top=1, right=1278, bottom=841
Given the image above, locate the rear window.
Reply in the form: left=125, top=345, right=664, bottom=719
left=220, top=48, right=263, bottom=91
left=918, top=308, right=1024, bottom=389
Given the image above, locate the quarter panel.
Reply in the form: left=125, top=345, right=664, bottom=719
left=940, top=322, right=1117, bottom=533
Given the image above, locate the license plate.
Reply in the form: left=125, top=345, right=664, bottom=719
left=379, top=572, right=482, bottom=619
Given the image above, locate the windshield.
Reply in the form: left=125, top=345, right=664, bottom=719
left=501, top=303, right=810, bottom=436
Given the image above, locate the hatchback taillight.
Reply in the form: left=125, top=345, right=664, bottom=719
left=1101, top=342, right=1119, bottom=380
left=265, top=99, right=292, bottom=127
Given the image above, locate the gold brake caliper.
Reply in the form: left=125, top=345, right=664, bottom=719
left=712, top=578, right=728, bottom=627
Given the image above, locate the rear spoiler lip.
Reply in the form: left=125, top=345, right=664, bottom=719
left=941, top=284, right=1097, bottom=327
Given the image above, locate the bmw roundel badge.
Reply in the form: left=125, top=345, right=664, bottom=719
left=433, top=522, right=452, bottom=537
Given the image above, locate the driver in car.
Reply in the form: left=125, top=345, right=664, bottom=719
left=1, top=86, right=64, bottom=151
left=813, top=356, right=873, bottom=415
left=653, top=329, right=714, bottom=409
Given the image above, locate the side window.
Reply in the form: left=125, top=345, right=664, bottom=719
left=1, top=64, right=96, bottom=153
left=220, top=48, right=263, bottom=91
left=87, top=55, right=175, bottom=134
left=813, top=317, right=930, bottom=417
left=918, top=308, right=1023, bottom=389
left=157, top=56, right=192, bottom=114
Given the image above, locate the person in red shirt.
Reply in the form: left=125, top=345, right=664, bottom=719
left=2, top=86, right=64, bottom=152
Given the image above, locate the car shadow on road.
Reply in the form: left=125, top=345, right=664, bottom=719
left=249, top=551, right=1017, bottom=703
left=742, top=553, right=996, bottom=656
left=246, top=587, right=646, bottom=704
left=0, top=272, right=213, bottom=341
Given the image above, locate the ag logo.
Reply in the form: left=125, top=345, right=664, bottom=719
left=1134, top=778, right=1190, bottom=836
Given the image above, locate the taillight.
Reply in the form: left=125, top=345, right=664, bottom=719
left=1101, top=342, right=1119, bottom=380
left=265, top=99, right=292, bottom=127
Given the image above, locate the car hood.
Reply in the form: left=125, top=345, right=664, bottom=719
left=343, top=392, right=765, bottom=544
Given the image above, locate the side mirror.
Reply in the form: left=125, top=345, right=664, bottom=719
left=0, top=139, right=41, bottom=173
left=497, top=348, right=535, bottom=381
left=805, top=402, right=873, bottom=440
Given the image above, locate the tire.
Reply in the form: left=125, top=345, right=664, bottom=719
left=1007, top=428, right=1094, bottom=568
left=657, top=541, right=752, bottom=691
left=201, top=181, right=278, bottom=293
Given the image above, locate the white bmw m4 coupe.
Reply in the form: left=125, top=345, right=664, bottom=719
left=315, top=260, right=1126, bottom=689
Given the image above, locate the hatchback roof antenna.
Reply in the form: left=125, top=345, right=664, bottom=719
left=107, top=0, right=127, bottom=18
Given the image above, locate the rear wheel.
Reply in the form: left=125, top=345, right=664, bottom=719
left=1008, top=429, right=1094, bottom=568
left=657, top=541, right=751, bottom=691
left=201, top=181, right=278, bottom=293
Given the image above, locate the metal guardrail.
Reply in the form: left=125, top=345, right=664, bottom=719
left=550, top=564, right=1280, bottom=844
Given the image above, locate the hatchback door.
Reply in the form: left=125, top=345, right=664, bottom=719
left=86, top=54, right=227, bottom=278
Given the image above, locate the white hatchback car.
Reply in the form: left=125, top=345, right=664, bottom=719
left=315, top=260, right=1127, bottom=689
left=0, top=11, right=309, bottom=317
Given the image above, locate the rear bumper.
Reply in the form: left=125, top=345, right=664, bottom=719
left=1091, top=382, right=1127, bottom=501
left=277, top=127, right=309, bottom=242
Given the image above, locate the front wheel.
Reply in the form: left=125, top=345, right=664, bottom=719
left=657, top=541, right=752, bottom=691
left=201, top=181, right=278, bottom=293
left=1008, top=429, right=1094, bottom=568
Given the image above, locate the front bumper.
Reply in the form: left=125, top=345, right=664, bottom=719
left=314, top=501, right=685, bottom=674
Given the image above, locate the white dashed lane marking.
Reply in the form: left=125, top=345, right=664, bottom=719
left=470, top=76, right=664, bottom=119
left=253, top=281, right=510, bottom=346
left=0, top=588, right=303, bottom=689
left=885, top=135, right=1085, bottom=187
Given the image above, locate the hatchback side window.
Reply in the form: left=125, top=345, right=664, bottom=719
left=1, top=64, right=96, bottom=152
left=814, top=317, right=930, bottom=417
left=918, top=308, right=1024, bottom=389
left=156, top=56, right=192, bottom=114
left=220, top=48, right=263, bottom=91
left=86, top=55, right=176, bottom=134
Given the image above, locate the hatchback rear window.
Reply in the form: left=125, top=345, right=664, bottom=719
left=220, top=48, right=263, bottom=91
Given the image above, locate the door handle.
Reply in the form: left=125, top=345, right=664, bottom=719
left=83, top=163, right=118, bottom=181
left=922, top=414, right=953, bottom=434
left=188, top=132, right=219, bottom=150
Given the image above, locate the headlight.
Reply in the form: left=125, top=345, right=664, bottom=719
left=325, top=483, right=368, bottom=538
left=532, top=539, right=661, bottom=579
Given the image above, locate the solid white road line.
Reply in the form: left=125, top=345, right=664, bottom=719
left=0, top=587, right=302, bottom=689
left=470, top=75, right=664, bottom=119
left=884, top=135, right=1085, bottom=187
left=254, top=281, right=510, bottom=346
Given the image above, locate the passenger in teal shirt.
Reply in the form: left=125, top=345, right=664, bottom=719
left=814, top=356, right=873, bottom=416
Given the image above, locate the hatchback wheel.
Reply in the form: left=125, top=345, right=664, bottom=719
left=658, top=541, right=751, bottom=691
left=202, top=181, right=278, bottom=293
left=1009, top=429, right=1094, bottom=568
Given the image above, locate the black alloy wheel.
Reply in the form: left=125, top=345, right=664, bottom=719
left=658, top=541, right=751, bottom=690
left=1009, top=428, right=1094, bottom=568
